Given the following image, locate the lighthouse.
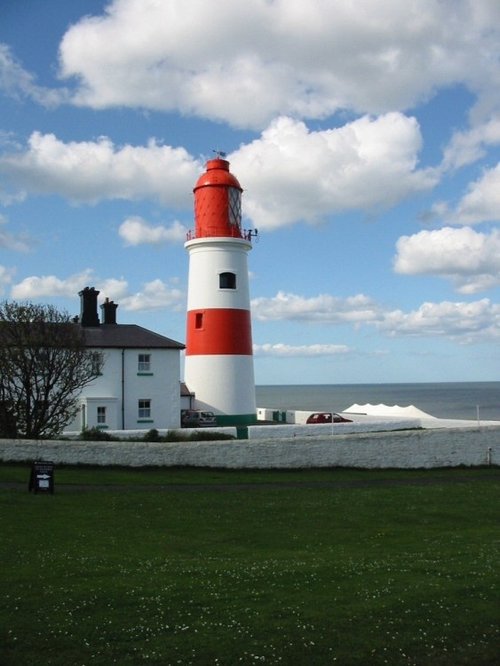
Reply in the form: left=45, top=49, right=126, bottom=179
left=184, top=156, right=257, bottom=425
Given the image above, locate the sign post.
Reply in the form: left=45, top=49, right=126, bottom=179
left=29, top=461, right=55, bottom=494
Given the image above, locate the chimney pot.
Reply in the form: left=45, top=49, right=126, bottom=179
left=79, top=287, right=100, bottom=327
left=101, top=297, right=118, bottom=325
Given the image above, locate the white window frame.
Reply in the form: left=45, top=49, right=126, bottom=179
left=97, top=406, right=106, bottom=425
left=138, top=353, right=151, bottom=372
left=138, top=399, right=151, bottom=419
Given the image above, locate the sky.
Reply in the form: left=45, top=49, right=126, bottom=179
left=0, top=0, right=499, bottom=386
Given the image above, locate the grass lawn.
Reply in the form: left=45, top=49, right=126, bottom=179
left=0, top=465, right=498, bottom=665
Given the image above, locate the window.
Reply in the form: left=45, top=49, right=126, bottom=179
left=97, top=406, right=106, bottom=425
left=138, top=353, right=151, bottom=372
left=138, top=399, right=151, bottom=419
left=228, top=187, right=241, bottom=227
left=195, top=312, right=204, bottom=329
left=91, top=351, right=103, bottom=375
left=219, top=271, right=236, bottom=289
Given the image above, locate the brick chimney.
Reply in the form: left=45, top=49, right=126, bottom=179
left=79, top=287, right=100, bottom=327
left=100, top=297, right=118, bottom=325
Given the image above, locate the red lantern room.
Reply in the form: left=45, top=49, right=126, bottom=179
left=193, top=158, right=244, bottom=239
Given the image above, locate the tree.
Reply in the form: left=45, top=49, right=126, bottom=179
left=0, top=301, right=103, bottom=438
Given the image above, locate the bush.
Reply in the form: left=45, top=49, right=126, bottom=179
left=77, top=428, right=234, bottom=443
left=186, top=430, right=234, bottom=441
left=138, top=429, right=235, bottom=443
left=80, top=427, right=120, bottom=441
left=142, top=428, right=161, bottom=442
left=161, top=430, right=235, bottom=442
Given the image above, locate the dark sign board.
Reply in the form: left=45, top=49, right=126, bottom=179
left=29, top=461, right=55, bottom=494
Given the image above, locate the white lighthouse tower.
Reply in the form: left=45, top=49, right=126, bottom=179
left=184, top=156, right=257, bottom=426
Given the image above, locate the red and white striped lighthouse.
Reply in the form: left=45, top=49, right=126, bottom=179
left=184, top=156, right=257, bottom=425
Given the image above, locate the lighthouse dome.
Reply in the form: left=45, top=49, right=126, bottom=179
left=192, top=158, right=245, bottom=239
left=194, top=158, right=242, bottom=192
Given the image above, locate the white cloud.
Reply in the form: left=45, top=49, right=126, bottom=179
left=57, top=0, right=500, bottom=128
left=252, top=290, right=382, bottom=323
left=394, top=226, right=500, bottom=293
left=96, top=278, right=129, bottom=302
left=454, top=163, right=500, bottom=224
left=232, top=114, right=436, bottom=229
left=119, top=216, right=188, bottom=245
left=0, top=132, right=200, bottom=205
left=10, top=269, right=129, bottom=303
left=0, top=265, right=14, bottom=295
left=9, top=267, right=499, bottom=343
left=119, top=279, right=184, bottom=311
left=11, top=269, right=96, bottom=300
left=0, top=43, right=67, bottom=107
left=0, top=116, right=437, bottom=228
left=379, top=299, right=500, bottom=343
left=9, top=270, right=184, bottom=312
left=0, top=214, right=33, bottom=252
left=252, top=289, right=500, bottom=343
left=421, top=162, right=500, bottom=227
left=254, top=343, right=351, bottom=357
left=442, top=116, right=500, bottom=170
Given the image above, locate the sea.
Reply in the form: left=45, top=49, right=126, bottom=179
left=255, top=382, right=500, bottom=422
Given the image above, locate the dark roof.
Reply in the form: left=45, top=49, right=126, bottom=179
left=180, top=382, right=193, bottom=396
left=82, top=324, right=185, bottom=350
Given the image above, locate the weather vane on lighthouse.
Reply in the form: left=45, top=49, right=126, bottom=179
left=212, top=148, right=227, bottom=158
left=184, top=154, right=257, bottom=425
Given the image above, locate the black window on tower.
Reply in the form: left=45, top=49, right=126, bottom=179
left=219, top=272, right=236, bottom=289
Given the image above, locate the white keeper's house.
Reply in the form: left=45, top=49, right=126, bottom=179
left=65, top=287, right=186, bottom=432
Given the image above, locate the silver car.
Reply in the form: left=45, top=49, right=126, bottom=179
left=181, top=410, right=217, bottom=427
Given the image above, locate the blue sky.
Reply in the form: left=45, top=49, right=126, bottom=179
left=1, top=0, right=499, bottom=385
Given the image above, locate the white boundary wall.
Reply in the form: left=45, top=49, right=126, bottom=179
left=0, top=425, right=499, bottom=468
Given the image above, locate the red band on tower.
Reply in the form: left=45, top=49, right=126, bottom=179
left=186, top=309, right=253, bottom=355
